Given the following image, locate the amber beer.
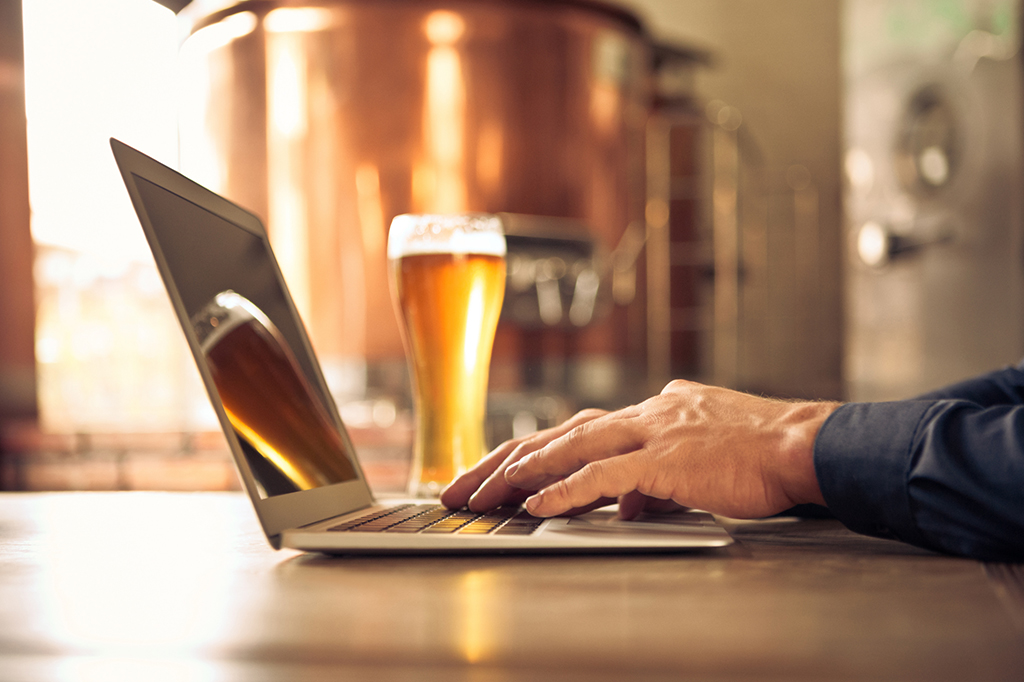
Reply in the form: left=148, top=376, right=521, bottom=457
left=388, top=214, right=506, bottom=497
left=192, top=291, right=357, bottom=495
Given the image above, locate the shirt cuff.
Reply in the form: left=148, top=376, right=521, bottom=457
left=813, top=401, right=935, bottom=548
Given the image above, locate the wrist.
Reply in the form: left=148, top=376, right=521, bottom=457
left=777, top=401, right=840, bottom=507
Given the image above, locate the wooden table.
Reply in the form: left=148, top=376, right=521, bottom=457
left=0, top=492, right=1021, bottom=681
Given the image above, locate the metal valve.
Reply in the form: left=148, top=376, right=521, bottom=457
left=856, top=220, right=954, bottom=268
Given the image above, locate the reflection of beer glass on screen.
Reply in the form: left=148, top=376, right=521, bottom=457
left=192, top=291, right=356, bottom=497
left=388, top=214, right=507, bottom=497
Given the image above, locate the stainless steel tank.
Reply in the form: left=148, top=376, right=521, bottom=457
left=844, top=0, right=1024, bottom=400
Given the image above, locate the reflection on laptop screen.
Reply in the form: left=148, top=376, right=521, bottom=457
left=132, top=174, right=358, bottom=498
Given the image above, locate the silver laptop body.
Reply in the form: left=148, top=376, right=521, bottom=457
left=110, top=137, right=732, bottom=554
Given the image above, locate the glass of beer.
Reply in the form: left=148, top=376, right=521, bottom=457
left=387, top=214, right=507, bottom=497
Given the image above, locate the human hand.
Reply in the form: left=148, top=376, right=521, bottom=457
left=440, top=408, right=615, bottom=514
left=443, top=380, right=838, bottom=520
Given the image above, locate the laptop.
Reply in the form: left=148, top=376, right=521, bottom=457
left=110, top=137, right=733, bottom=554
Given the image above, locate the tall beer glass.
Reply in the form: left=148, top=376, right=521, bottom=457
left=388, top=214, right=507, bottom=497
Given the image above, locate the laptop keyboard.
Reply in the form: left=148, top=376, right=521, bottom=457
left=327, top=504, right=543, bottom=536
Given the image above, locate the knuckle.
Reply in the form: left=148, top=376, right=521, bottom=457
left=512, top=431, right=559, bottom=461
left=562, top=423, right=586, bottom=449
left=576, top=408, right=606, bottom=420
left=560, top=422, right=597, bottom=461
left=576, top=460, right=602, bottom=487
left=633, top=450, right=667, bottom=498
left=547, top=478, right=575, bottom=506
left=495, top=435, right=524, bottom=452
left=508, top=440, right=535, bottom=462
left=634, top=396, right=668, bottom=429
left=642, top=468, right=673, bottom=500
left=662, top=379, right=692, bottom=394
left=575, top=459, right=615, bottom=499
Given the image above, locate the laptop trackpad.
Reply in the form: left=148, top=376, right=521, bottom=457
left=563, top=509, right=723, bottom=534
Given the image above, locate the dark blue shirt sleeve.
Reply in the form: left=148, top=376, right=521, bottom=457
left=814, top=363, right=1024, bottom=561
left=912, top=363, right=1024, bottom=406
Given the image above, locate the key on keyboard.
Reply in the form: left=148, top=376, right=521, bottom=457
left=327, top=504, right=542, bottom=536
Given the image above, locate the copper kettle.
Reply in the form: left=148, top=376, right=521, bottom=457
left=161, top=0, right=707, bottom=403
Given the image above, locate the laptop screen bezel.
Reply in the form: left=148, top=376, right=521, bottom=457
left=110, top=138, right=375, bottom=548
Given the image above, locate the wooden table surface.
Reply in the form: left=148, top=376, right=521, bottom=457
left=0, top=492, right=1021, bottom=681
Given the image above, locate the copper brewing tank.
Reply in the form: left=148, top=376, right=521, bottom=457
left=171, top=0, right=657, bottom=404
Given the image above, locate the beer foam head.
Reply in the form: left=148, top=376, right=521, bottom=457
left=387, top=213, right=506, bottom=259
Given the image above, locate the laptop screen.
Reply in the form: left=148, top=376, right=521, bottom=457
left=132, top=174, right=359, bottom=498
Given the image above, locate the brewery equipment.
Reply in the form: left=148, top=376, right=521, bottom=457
left=162, top=0, right=646, bottom=405
left=153, top=0, right=713, bottom=415
left=844, top=0, right=1024, bottom=400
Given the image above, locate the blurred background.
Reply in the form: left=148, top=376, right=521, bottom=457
left=0, top=0, right=1020, bottom=492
